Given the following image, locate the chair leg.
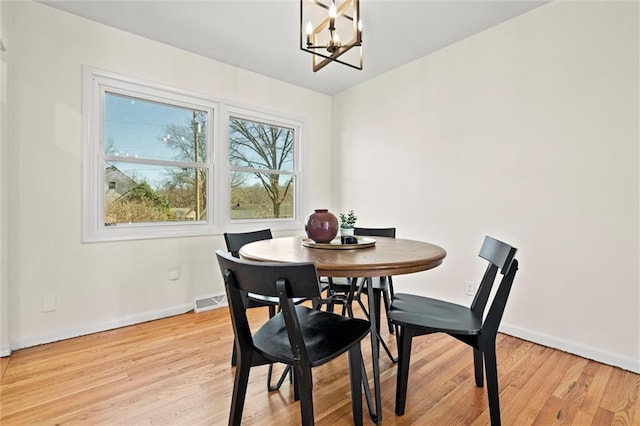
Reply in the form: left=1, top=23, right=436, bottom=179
left=473, top=348, right=484, bottom=387
left=325, top=281, right=336, bottom=313
left=372, top=287, right=382, bottom=351
left=348, top=345, right=364, bottom=426
left=267, top=364, right=292, bottom=391
left=230, top=340, right=237, bottom=366
left=344, top=277, right=358, bottom=318
left=356, top=278, right=369, bottom=317
left=326, top=299, right=336, bottom=313
left=484, top=346, right=501, bottom=426
left=345, top=300, right=354, bottom=318
left=340, top=302, right=348, bottom=316
left=229, top=355, right=251, bottom=426
left=232, top=304, right=275, bottom=367
left=380, top=278, right=395, bottom=334
left=383, top=293, right=394, bottom=334
left=293, top=369, right=300, bottom=401
left=395, top=326, right=413, bottom=416
left=294, top=363, right=315, bottom=426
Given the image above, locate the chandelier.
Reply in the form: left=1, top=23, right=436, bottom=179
left=300, top=0, right=363, bottom=72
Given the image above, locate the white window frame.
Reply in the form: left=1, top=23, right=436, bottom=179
left=82, top=67, right=307, bottom=242
left=218, top=105, right=306, bottom=232
left=82, top=67, right=218, bottom=242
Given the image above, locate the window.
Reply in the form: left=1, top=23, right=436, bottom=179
left=103, top=93, right=209, bottom=225
left=82, top=67, right=306, bottom=242
left=83, top=67, right=216, bottom=242
left=228, top=114, right=298, bottom=221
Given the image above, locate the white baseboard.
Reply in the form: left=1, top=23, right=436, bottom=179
left=0, top=345, right=11, bottom=357
left=500, top=322, right=640, bottom=374
left=10, top=303, right=194, bottom=352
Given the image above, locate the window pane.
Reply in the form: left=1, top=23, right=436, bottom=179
left=230, top=172, right=294, bottom=220
left=105, top=92, right=207, bottom=163
left=228, top=118, right=294, bottom=172
left=105, top=162, right=207, bottom=225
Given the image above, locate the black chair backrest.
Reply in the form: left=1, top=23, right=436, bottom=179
left=471, top=236, right=518, bottom=335
left=217, top=250, right=322, bottom=301
left=479, top=236, right=516, bottom=274
left=224, top=229, right=272, bottom=258
left=216, top=250, right=323, bottom=361
left=354, top=227, right=396, bottom=238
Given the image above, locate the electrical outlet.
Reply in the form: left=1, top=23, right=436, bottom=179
left=465, top=281, right=475, bottom=296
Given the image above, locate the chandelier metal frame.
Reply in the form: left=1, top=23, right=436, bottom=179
left=300, top=0, right=363, bottom=72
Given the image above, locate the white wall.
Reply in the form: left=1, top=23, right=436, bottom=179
left=332, top=1, right=639, bottom=372
left=5, top=1, right=331, bottom=350
left=0, top=0, right=9, bottom=356
left=5, top=0, right=639, bottom=374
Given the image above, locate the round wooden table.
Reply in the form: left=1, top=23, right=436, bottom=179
left=239, top=236, right=447, bottom=278
left=240, top=236, right=446, bottom=424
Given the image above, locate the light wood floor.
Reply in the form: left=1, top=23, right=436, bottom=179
left=1, top=305, right=639, bottom=425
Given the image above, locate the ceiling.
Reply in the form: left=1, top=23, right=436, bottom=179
left=40, top=0, right=546, bottom=95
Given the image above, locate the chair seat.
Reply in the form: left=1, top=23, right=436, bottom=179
left=390, top=293, right=482, bottom=335
left=254, top=306, right=371, bottom=367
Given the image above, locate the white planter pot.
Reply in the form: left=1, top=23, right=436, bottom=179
left=340, top=227, right=354, bottom=236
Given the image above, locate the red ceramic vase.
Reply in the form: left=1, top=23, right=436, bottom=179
left=305, top=209, right=339, bottom=243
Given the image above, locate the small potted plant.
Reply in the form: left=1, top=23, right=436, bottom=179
left=339, top=210, right=357, bottom=236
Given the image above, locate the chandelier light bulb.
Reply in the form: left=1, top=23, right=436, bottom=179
left=329, top=1, right=336, bottom=29
left=305, top=21, right=313, bottom=45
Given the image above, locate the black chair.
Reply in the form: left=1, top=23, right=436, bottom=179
left=326, top=227, right=398, bottom=362
left=216, top=250, right=370, bottom=426
left=224, top=229, right=287, bottom=390
left=389, top=236, right=518, bottom=426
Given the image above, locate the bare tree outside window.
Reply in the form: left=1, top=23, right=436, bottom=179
left=228, top=117, right=295, bottom=219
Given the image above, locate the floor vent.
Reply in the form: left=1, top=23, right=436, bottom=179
left=194, top=295, right=227, bottom=313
